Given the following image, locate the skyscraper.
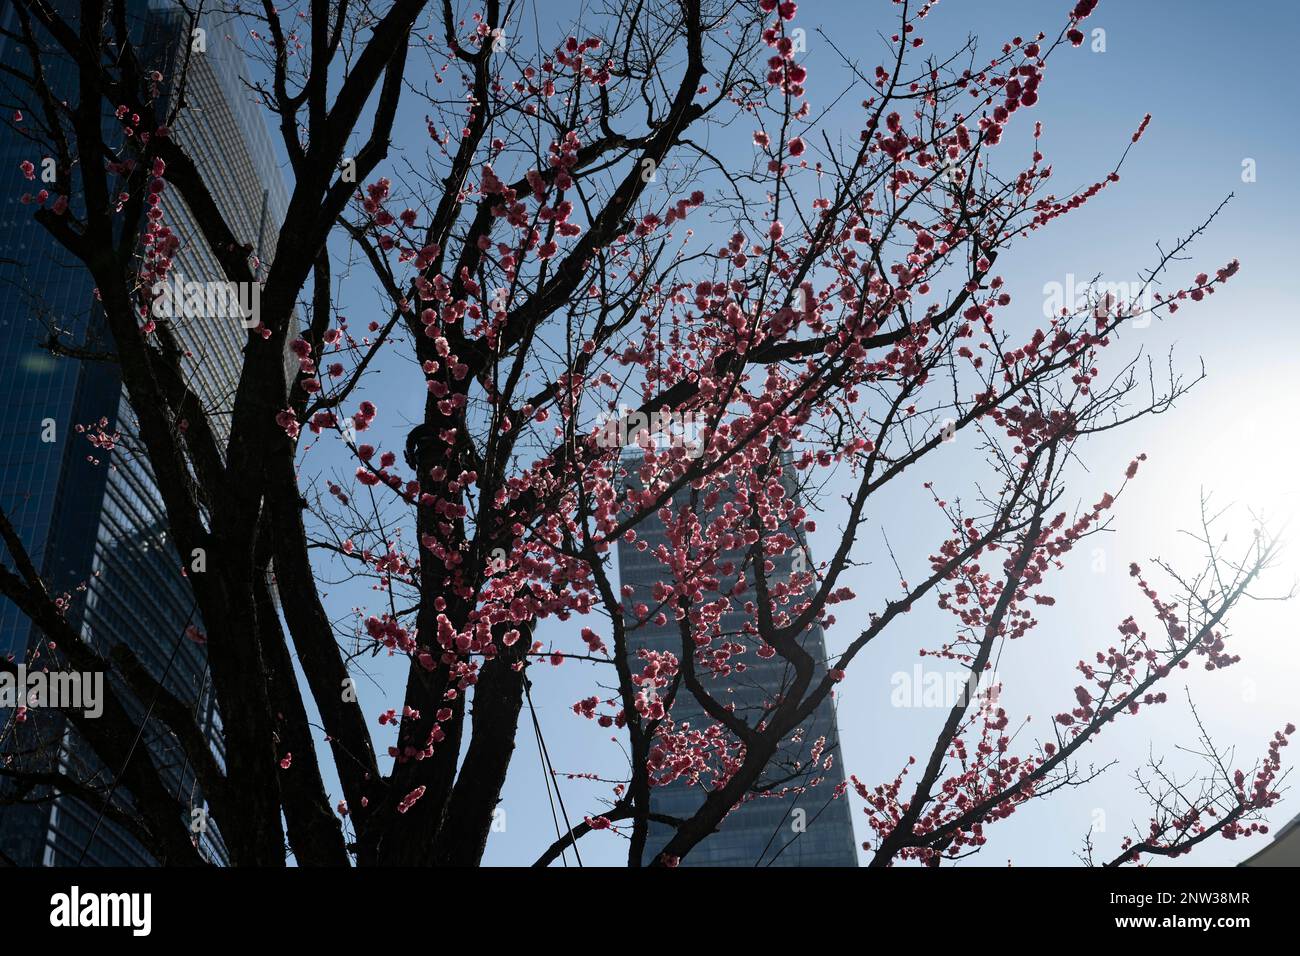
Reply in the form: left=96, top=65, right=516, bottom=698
left=616, top=449, right=859, bottom=866
left=0, top=1, right=290, bottom=865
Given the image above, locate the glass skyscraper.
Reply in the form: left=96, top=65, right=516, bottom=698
left=0, top=1, right=289, bottom=865
left=616, top=450, right=859, bottom=866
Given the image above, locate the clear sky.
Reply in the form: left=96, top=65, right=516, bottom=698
left=272, top=0, right=1300, bottom=866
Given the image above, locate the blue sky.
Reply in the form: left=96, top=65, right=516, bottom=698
left=266, top=0, right=1300, bottom=866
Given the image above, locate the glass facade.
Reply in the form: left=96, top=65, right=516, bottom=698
left=0, top=1, right=289, bottom=865
left=616, top=451, right=859, bottom=866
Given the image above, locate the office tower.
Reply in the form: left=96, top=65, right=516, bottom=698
left=0, top=1, right=289, bottom=865
left=616, top=449, right=859, bottom=865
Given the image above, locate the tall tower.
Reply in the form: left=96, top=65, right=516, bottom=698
left=616, top=450, right=859, bottom=866
left=0, top=1, right=290, bottom=865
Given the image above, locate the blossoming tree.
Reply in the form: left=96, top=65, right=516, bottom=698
left=0, top=0, right=1290, bottom=866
